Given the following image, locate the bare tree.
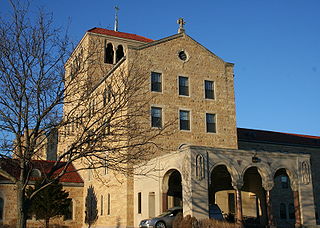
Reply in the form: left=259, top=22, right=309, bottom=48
left=0, top=1, right=174, bottom=228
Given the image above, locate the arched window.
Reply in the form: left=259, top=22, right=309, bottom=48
left=196, top=154, right=205, bottom=180
left=31, top=169, right=41, bottom=178
left=104, top=43, right=114, bottom=64
left=116, top=45, right=124, bottom=63
left=280, top=203, right=287, bottom=219
left=0, top=197, right=3, bottom=220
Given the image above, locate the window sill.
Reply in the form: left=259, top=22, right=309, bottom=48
left=180, top=129, right=191, bottom=132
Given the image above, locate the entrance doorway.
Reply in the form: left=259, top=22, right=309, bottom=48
left=162, top=169, right=182, bottom=212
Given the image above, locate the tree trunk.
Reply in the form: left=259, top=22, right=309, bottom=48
left=16, top=182, right=27, bottom=228
left=45, top=218, right=50, bottom=228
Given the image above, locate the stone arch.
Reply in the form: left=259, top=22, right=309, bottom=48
left=162, top=169, right=182, bottom=212
left=241, top=166, right=268, bottom=225
left=241, top=164, right=273, bottom=190
left=271, top=167, right=296, bottom=226
left=116, top=44, right=124, bottom=62
left=211, top=161, right=240, bottom=183
left=272, top=166, right=298, bottom=190
left=210, top=164, right=236, bottom=205
left=178, top=143, right=190, bottom=150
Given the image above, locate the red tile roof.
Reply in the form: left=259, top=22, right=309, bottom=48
left=237, top=128, right=320, bottom=147
left=88, top=27, right=153, bottom=43
left=0, top=160, right=83, bottom=184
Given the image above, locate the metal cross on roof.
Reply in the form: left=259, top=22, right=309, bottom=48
left=177, top=18, right=186, bottom=33
left=114, top=6, right=119, bottom=32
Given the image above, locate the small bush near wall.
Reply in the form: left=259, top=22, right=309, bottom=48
left=173, top=214, right=237, bottom=228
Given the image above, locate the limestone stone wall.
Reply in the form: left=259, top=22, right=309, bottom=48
left=58, top=31, right=239, bottom=227
left=0, top=183, right=83, bottom=228
left=127, top=33, right=238, bottom=152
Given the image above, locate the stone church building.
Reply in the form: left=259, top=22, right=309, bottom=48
left=1, top=21, right=320, bottom=228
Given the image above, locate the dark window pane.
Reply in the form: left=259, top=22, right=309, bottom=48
left=101, top=195, right=104, bottom=216
left=206, top=113, right=216, bottom=133
left=289, top=204, right=295, bottom=219
left=179, top=76, right=189, bottom=96
left=107, top=194, right=111, bottom=215
left=228, top=193, right=235, bottom=214
left=116, top=45, right=124, bottom=63
left=64, top=201, right=73, bottom=220
left=138, top=192, right=142, bottom=214
left=151, top=107, right=162, bottom=128
left=105, top=43, right=114, bottom=64
left=151, top=72, right=162, bottom=92
left=205, top=80, right=214, bottom=99
left=280, top=203, right=287, bottom=219
left=281, top=176, right=289, bottom=189
left=180, top=110, right=190, bottom=130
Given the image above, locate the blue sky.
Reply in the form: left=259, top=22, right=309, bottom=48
left=1, top=0, right=319, bottom=136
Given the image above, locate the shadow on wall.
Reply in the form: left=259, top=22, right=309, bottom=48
left=85, top=185, right=98, bottom=228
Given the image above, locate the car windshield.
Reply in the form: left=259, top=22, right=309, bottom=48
left=157, top=209, right=182, bottom=217
left=157, top=211, right=173, bottom=217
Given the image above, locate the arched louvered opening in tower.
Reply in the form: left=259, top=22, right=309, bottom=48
left=116, top=45, right=124, bottom=63
left=104, top=43, right=114, bottom=64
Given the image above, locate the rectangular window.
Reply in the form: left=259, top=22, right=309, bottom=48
left=205, top=80, right=214, bottom=99
left=104, top=154, right=108, bottom=175
left=138, top=192, right=142, bottom=214
left=64, top=201, right=73, bottom=220
left=228, top=193, right=235, bottom=214
left=101, top=195, right=104, bottom=216
left=206, top=113, right=216, bottom=133
left=179, top=76, right=189, bottom=96
left=107, top=193, right=111, bottom=215
left=151, top=72, right=162, bottom=92
left=151, top=107, right=162, bottom=128
left=180, top=110, right=190, bottom=130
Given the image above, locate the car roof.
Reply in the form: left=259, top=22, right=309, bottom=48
left=168, top=207, right=182, bottom=211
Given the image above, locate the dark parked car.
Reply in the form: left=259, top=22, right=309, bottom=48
left=209, top=204, right=224, bottom=220
left=139, top=207, right=182, bottom=228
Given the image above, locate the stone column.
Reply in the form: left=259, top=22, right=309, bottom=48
left=235, top=188, right=244, bottom=227
left=265, top=190, right=274, bottom=227
left=162, top=192, right=168, bottom=212
left=293, top=190, right=302, bottom=227
left=263, top=181, right=274, bottom=227
left=232, top=180, right=244, bottom=228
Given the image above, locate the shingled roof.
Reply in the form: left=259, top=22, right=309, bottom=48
left=238, top=128, right=320, bottom=148
left=0, top=159, right=83, bottom=184
left=88, top=27, right=153, bottom=43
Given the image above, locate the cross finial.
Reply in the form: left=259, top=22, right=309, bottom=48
left=114, top=6, right=119, bottom=32
left=177, top=18, right=186, bottom=33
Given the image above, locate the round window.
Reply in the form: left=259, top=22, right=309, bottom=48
left=178, top=51, right=188, bottom=61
